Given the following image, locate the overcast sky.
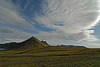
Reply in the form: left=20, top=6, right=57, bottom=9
left=0, top=0, right=100, bottom=48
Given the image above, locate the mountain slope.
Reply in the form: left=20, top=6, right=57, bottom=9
left=17, top=36, right=48, bottom=50
left=0, top=36, right=48, bottom=50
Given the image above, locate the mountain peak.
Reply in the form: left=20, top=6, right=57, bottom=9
left=18, top=36, right=48, bottom=49
left=0, top=36, right=49, bottom=50
left=26, top=36, right=39, bottom=42
left=28, top=36, right=35, bottom=39
left=29, top=36, right=35, bottom=40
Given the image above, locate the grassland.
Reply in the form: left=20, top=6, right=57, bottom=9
left=0, top=46, right=100, bottom=67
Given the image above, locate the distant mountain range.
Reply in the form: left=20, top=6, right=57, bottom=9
left=0, top=36, right=87, bottom=50
left=57, top=45, right=86, bottom=48
left=0, top=36, right=48, bottom=50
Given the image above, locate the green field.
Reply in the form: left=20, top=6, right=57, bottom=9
left=0, top=46, right=100, bottom=67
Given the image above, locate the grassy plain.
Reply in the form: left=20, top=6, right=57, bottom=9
left=0, top=46, right=100, bottom=67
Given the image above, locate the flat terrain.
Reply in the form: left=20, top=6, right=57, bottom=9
left=0, top=46, right=100, bottom=67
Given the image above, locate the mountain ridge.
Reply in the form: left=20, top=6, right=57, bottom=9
left=0, top=36, right=48, bottom=50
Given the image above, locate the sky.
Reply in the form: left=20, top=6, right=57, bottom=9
left=0, top=0, right=100, bottom=48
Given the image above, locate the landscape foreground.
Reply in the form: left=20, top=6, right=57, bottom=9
left=1, top=46, right=100, bottom=67
left=0, top=37, right=100, bottom=67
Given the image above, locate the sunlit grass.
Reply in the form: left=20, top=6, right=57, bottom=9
left=0, top=46, right=100, bottom=67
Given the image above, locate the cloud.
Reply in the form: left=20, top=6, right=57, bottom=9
left=0, top=0, right=35, bottom=43
left=0, top=26, right=33, bottom=43
left=0, top=29, right=13, bottom=34
left=0, top=0, right=100, bottom=46
left=82, top=42, right=100, bottom=48
left=35, top=0, right=100, bottom=42
left=0, top=0, right=34, bottom=29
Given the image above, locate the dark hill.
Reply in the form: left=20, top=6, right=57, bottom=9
left=57, top=45, right=86, bottom=48
left=0, top=36, right=48, bottom=50
left=18, top=36, right=48, bottom=49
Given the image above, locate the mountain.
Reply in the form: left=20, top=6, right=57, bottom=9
left=18, top=36, right=48, bottom=49
left=0, top=36, right=48, bottom=50
left=57, top=45, right=86, bottom=48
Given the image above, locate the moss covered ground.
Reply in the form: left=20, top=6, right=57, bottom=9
left=0, top=46, right=100, bottom=67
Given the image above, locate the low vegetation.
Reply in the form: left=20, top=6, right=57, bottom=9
left=0, top=37, right=100, bottom=67
left=0, top=46, right=100, bottom=67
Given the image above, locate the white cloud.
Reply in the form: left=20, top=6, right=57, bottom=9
left=0, top=0, right=35, bottom=43
left=84, top=42, right=100, bottom=48
left=0, top=26, right=33, bottom=43
left=35, top=0, right=100, bottom=42
left=0, top=0, right=34, bottom=29
left=0, top=0, right=100, bottom=47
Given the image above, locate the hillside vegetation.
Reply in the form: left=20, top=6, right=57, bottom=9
left=0, top=46, right=100, bottom=67
left=0, top=37, right=100, bottom=67
left=0, top=36, right=48, bottom=50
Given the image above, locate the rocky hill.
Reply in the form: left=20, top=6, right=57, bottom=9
left=0, top=36, right=48, bottom=50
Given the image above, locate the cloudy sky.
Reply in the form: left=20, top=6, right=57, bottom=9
left=0, top=0, right=100, bottom=48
